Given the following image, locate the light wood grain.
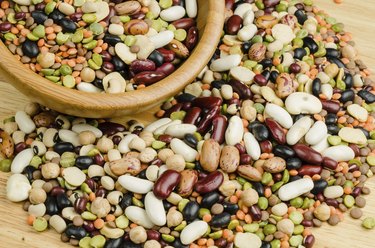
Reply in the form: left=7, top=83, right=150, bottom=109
left=0, top=0, right=375, bottom=247
left=0, top=0, right=224, bottom=118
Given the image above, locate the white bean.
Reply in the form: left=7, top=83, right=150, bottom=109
left=77, top=82, right=102, bottom=93
left=160, top=6, right=185, bottom=22
left=323, top=186, right=344, bottom=199
left=62, top=167, right=86, bottom=187
left=278, top=178, right=314, bottom=201
left=149, top=30, right=174, bottom=49
left=125, top=206, right=154, bottom=229
left=305, top=121, right=327, bottom=145
left=286, top=116, right=313, bottom=145
left=145, top=192, right=166, bottom=226
left=180, top=221, right=208, bottom=245
left=6, top=174, right=31, bottom=202
left=118, top=174, right=154, bottom=194
left=244, top=132, right=261, bottom=160
left=234, top=233, right=262, bottom=248
left=11, top=148, right=34, bottom=174
left=185, top=0, right=197, bottom=18
left=264, top=103, right=293, bottom=129
left=311, top=134, right=330, bottom=153
left=58, top=129, right=80, bottom=147
left=15, top=111, right=35, bottom=134
left=170, top=138, right=198, bottom=162
left=165, top=124, right=197, bottom=138
left=108, top=23, right=124, bottom=36
left=225, top=116, right=244, bottom=146
left=115, top=43, right=137, bottom=64
left=322, top=145, right=355, bottom=162
left=321, top=84, right=333, bottom=100
left=285, top=92, right=322, bottom=114
left=49, top=215, right=67, bottom=234
left=233, top=3, right=252, bottom=18
left=210, top=54, right=242, bottom=72
left=237, top=24, right=257, bottom=42
left=338, top=127, right=367, bottom=145
left=118, top=134, right=138, bottom=154
left=72, top=124, right=102, bottom=138
left=145, top=118, right=172, bottom=132
left=229, top=66, right=255, bottom=84
left=242, top=10, right=254, bottom=26
left=154, top=120, right=182, bottom=136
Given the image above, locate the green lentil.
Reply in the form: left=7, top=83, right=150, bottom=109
left=82, top=13, right=96, bottom=24
left=255, top=229, right=265, bottom=241
left=174, top=221, right=187, bottom=231
left=344, top=195, right=355, bottom=208
left=90, top=23, right=104, bottom=35
left=290, top=197, right=303, bottom=208
left=32, top=25, right=45, bottom=38
left=81, top=211, right=97, bottom=220
left=152, top=140, right=166, bottom=150
left=46, top=75, right=60, bottom=83
left=90, top=235, right=106, bottom=248
left=261, top=172, right=273, bottom=185
left=271, top=181, right=284, bottom=192
left=60, top=64, right=73, bottom=76
left=162, top=234, right=175, bottom=243
left=289, top=211, right=303, bottom=225
left=81, top=183, right=92, bottom=193
left=0, top=159, right=11, bottom=172
left=366, top=155, right=375, bottom=166
left=209, top=230, right=223, bottom=239
left=228, top=219, right=239, bottom=230
left=362, top=217, right=375, bottom=229
left=243, top=223, right=259, bottom=233
left=263, top=224, right=277, bottom=235
left=328, top=136, right=342, bottom=146
left=26, top=32, right=39, bottom=41
left=185, top=162, right=195, bottom=169
left=83, top=40, right=98, bottom=50
left=258, top=197, right=269, bottom=210
left=45, top=2, right=56, bottom=14
left=254, top=103, right=265, bottom=113
left=199, top=208, right=210, bottom=219
left=33, top=217, right=48, bottom=232
left=270, top=239, right=281, bottom=248
left=72, top=30, right=84, bottom=43
left=30, top=156, right=42, bottom=168
left=79, top=237, right=92, bottom=248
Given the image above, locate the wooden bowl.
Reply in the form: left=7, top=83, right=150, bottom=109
left=0, top=0, right=224, bottom=118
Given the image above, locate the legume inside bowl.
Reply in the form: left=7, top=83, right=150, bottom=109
left=0, top=0, right=224, bottom=118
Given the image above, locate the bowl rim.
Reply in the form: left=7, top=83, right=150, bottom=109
left=0, top=0, right=224, bottom=116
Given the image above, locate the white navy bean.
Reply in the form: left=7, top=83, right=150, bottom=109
left=145, top=118, right=172, bottom=132
left=170, top=138, right=198, bottom=162
left=233, top=3, right=252, bottom=18
left=149, top=30, right=174, bottom=49
left=322, top=145, right=355, bottom=162
left=11, top=148, right=34, bottom=174
left=242, top=10, right=254, bottom=26
left=210, top=54, right=242, bottom=72
left=62, top=167, right=86, bottom=187
left=118, top=174, right=154, bottom=194
left=234, top=233, right=262, bottom=248
left=107, top=149, right=122, bottom=162
left=237, top=24, right=257, bottom=42
left=125, top=206, right=154, bottom=229
left=225, top=116, right=244, bottom=146
left=347, top=104, right=368, bottom=122
left=62, top=207, right=80, bottom=221
left=305, top=121, right=327, bottom=145
left=154, top=120, right=182, bottom=136
left=278, top=178, right=314, bottom=201
left=115, top=43, right=137, bottom=64
left=72, top=124, right=102, bottom=138
left=58, top=129, right=80, bottom=147
left=108, top=23, right=124, bottom=36
left=338, top=127, right=367, bottom=145
left=180, top=221, right=208, bottom=245
left=165, top=124, right=197, bottom=138
left=244, top=132, right=261, bottom=160
left=145, top=192, right=166, bottom=226
left=118, top=134, right=138, bottom=153
left=158, top=164, right=168, bottom=176
left=286, top=116, right=313, bottom=145
left=285, top=92, right=322, bottom=115
left=15, top=111, right=35, bottom=134
left=321, top=84, right=333, bottom=100
left=185, top=0, right=197, bottom=18
left=45, top=151, right=60, bottom=161
left=271, top=24, right=295, bottom=44
left=79, top=144, right=95, bottom=156
left=160, top=6, right=186, bottom=22
left=49, top=215, right=67, bottom=234
left=229, top=66, right=255, bottom=84
left=323, top=186, right=344, bottom=199
left=28, top=203, right=46, bottom=217
left=77, top=82, right=102, bottom=93
left=311, top=134, right=330, bottom=153
left=88, top=165, right=105, bottom=178
left=264, top=103, right=293, bottom=129
left=6, top=174, right=31, bottom=202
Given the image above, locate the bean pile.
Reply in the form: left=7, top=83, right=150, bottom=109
left=0, top=0, right=199, bottom=92
left=1, top=0, right=375, bottom=248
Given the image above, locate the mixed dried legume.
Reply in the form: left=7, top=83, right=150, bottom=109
left=0, top=0, right=199, bottom=92
left=1, top=0, right=375, bottom=247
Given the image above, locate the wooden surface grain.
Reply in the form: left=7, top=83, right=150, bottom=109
left=0, top=1, right=374, bottom=247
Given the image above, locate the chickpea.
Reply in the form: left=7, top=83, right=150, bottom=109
left=129, top=226, right=147, bottom=244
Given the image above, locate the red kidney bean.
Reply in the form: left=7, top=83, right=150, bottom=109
left=322, top=156, right=338, bottom=170
left=50, top=187, right=65, bottom=196
left=95, top=188, right=106, bottom=198
left=348, top=164, right=359, bottom=172
left=298, top=165, right=322, bottom=177
left=163, top=103, right=183, bottom=118
left=225, top=0, right=235, bottom=9
left=102, top=62, right=114, bottom=73
left=351, top=187, right=362, bottom=197
left=151, top=158, right=163, bottom=166
left=226, top=97, right=241, bottom=106
left=194, top=171, right=224, bottom=194
left=101, top=51, right=112, bottom=62
left=250, top=205, right=262, bottom=221
left=15, top=142, right=27, bottom=154
left=302, top=220, right=314, bottom=227
left=227, top=79, right=252, bottom=100
left=0, top=22, right=12, bottom=32
left=264, top=0, right=280, bottom=7
left=293, top=144, right=323, bottom=165
left=348, top=144, right=360, bottom=156
left=234, top=143, right=246, bottom=154
left=74, top=197, right=88, bottom=214
left=98, top=122, right=125, bottom=136
left=172, top=0, right=183, bottom=6
left=156, top=62, right=175, bottom=75
left=153, top=170, right=181, bottom=199
left=171, top=18, right=196, bottom=30
left=211, top=115, right=228, bottom=144
left=85, top=178, right=97, bottom=192
left=325, top=198, right=339, bottom=208
left=192, top=97, right=222, bottom=109
left=253, top=74, right=268, bottom=86
left=133, top=71, right=166, bottom=85
left=93, top=153, right=105, bottom=166
left=82, top=221, right=95, bottom=232
left=130, top=59, right=156, bottom=74
left=183, top=107, right=202, bottom=124
left=320, top=100, right=340, bottom=113
left=147, top=230, right=160, bottom=241
left=15, top=12, right=26, bottom=20
left=304, top=234, right=315, bottom=248
left=215, top=238, right=228, bottom=248
left=265, top=118, right=286, bottom=144
left=225, top=15, right=242, bottom=35
left=196, top=105, right=220, bottom=134
left=158, top=134, right=173, bottom=144
left=260, top=140, right=273, bottom=153
left=185, top=26, right=199, bottom=51
left=70, top=12, right=83, bottom=22
left=240, top=154, right=252, bottom=164
left=157, top=48, right=176, bottom=62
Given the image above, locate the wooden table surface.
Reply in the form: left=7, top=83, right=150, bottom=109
left=0, top=1, right=374, bottom=247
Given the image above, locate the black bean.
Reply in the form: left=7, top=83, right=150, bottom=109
left=92, top=78, right=104, bottom=89
left=121, top=241, right=142, bottom=248
left=241, top=41, right=251, bottom=53
left=294, top=9, right=307, bottom=24
left=259, top=58, right=273, bottom=69
left=210, top=212, right=231, bottom=228
left=303, top=37, right=318, bottom=54
left=261, top=69, right=271, bottom=82
left=325, top=113, right=337, bottom=124
left=45, top=196, right=59, bottom=215
left=182, top=201, right=200, bottom=222
left=289, top=175, right=302, bottom=182
left=49, top=10, right=65, bottom=23
left=104, top=238, right=123, bottom=248
left=343, top=73, right=353, bottom=89
left=176, top=93, right=196, bottom=102
left=148, top=50, right=164, bottom=67
left=340, top=89, right=355, bottom=103
left=75, top=156, right=94, bottom=170
left=163, top=200, right=173, bottom=210
left=326, top=48, right=340, bottom=58
left=269, top=70, right=279, bottom=83
left=137, top=169, right=147, bottom=179
left=293, top=47, right=307, bottom=60
left=222, top=202, right=239, bottom=215
left=252, top=124, right=269, bottom=142
left=327, top=124, right=340, bottom=135
left=22, top=39, right=39, bottom=58
left=273, top=145, right=295, bottom=159
left=312, top=78, right=321, bottom=97
left=98, top=122, right=126, bottom=136
left=311, top=179, right=328, bottom=195
left=252, top=182, right=265, bottom=197
left=358, top=89, right=375, bottom=104
left=104, top=35, right=122, bottom=46
left=328, top=57, right=346, bottom=68
left=60, top=18, right=76, bottom=33
left=22, top=166, right=36, bottom=181
left=201, top=191, right=220, bottom=208
left=172, top=238, right=189, bottom=248
left=211, top=80, right=226, bottom=89
left=261, top=241, right=272, bottom=248
left=31, top=11, right=48, bottom=24
left=286, top=157, right=302, bottom=170
left=184, top=133, right=198, bottom=148
left=119, top=193, right=132, bottom=209
left=53, top=142, right=75, bottom=155
left=65, top=225, right=88, bottom=240
left=57, top=193, right=72, bottom=210
left=250, top=205, right=262, bottom=221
